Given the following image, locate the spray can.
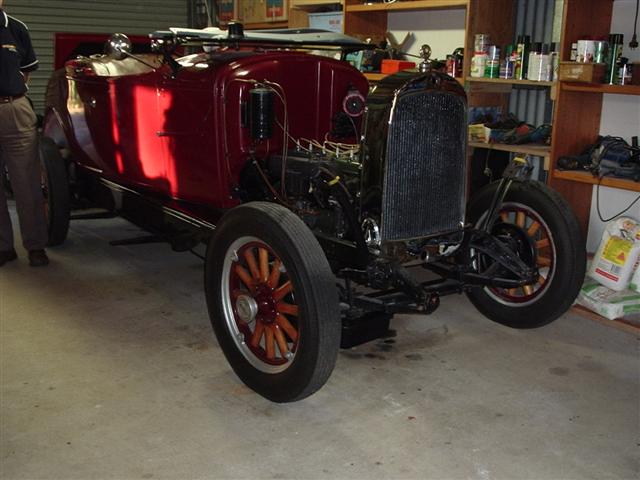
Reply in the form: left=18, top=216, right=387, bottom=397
left=500, top=44, right=515, bottom=79
left=515, top=35, right=531, bottom=80
left=606, top=33, right=624, bottom=84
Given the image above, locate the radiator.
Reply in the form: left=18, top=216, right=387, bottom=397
left=381, top=90, right=467, bottom=242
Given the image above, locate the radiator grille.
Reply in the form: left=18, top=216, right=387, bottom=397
left=381, top=90, right=466, bottom=241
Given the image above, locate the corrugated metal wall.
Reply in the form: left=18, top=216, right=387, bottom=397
left=3, top=0, right=188, bottom=113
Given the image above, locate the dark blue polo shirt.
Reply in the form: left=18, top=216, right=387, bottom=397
left=0, top=9, right=38, bottom=97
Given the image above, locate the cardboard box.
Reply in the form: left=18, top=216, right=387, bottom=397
left=559, top=62, right=606, bottom=83
left=239, top=0, right=287, bottom=24
left=308, top=12, right=343, bottom=33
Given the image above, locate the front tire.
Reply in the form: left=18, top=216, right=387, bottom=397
left=466, top=180, right=586, bottom=328
left=40, top=136, right=70, bottom=246
left=205, top=202, right=340, bottom=402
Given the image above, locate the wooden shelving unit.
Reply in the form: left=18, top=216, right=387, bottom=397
left=562, top=82, right=640, bottom=96
left=552, top=170, right=640, bottom=193
left=345, top=0, right=467, bottom=13
left=469, top=141, right=551, bottom=168
left=467, top=77, right=555, bottom=88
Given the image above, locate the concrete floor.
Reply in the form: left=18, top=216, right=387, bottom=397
left=1, top=206, right=638, bottom=480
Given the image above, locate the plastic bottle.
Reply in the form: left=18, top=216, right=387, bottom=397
left=549, top=42, right=559, bottom=81
left=527, top=42, right=542, bottom=81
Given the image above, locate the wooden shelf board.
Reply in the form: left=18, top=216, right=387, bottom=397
left=571, top=305, right=640, bottom=336
left=469, top=141, right=551, bottom=158
left=363, top=72, right=387, bottom=81
left=347, top=0, right=467, bottom=13
left=291, top=0, right=342, bottom=9
left=467, top=77, right=555, bottom=87
left=561, top=82, right=640, bottom=96
left=552, top=170, right=640, bottom=192
left=245, top=21, right=289, bottom=30
left=364, top=71, right=464, bottom=84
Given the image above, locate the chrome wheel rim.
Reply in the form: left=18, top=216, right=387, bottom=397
left=221, top=236, right=300, bottom=374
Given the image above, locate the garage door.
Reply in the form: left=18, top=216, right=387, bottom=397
left=3, top=0, right=188, bottom=113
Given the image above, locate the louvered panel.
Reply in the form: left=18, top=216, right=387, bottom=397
left=3, top=0, right=187, bottom=113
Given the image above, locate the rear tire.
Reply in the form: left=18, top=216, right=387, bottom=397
left=205, top=202, right=340, bottom=402
left=40, top=136, right=70, bottom=246
left=465, top=180, right=586, bottom=328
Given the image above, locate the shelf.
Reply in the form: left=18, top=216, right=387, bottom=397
left=291, top=0, right=342, bottom=9
left=245, top=21, right=289, bottom=30
left=363, top=72, right=388, bottom=82
left=467, top=77, right=555, bottom=87
left=469, top=141, right=551, bottom=160
left=346, top=0, right=467, bottom=13
left=552, top=170, right=640, bottom=192
left=561, top=82, right=640, bottom=96
left=364, top=71, right=465, bottom=85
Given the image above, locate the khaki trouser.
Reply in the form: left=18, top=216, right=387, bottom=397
left=0, top=96, right=48, bottom=251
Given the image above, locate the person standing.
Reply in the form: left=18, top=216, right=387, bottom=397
left=0, top=1, right=49, bottom=267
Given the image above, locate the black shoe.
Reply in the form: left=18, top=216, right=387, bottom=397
left=0, top=249, right=17, bottom=267
left=28, top=249, right=49, bottom=267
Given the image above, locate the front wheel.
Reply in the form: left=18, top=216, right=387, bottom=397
left=465, top=180, right=586, bottom=328
left=205, top=202, right=340, bottom=402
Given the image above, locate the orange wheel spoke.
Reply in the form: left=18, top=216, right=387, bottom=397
left=523, top=284, right=534, bottom=296
left=527, top=221, right=540, bottom=236
left=231, top=289, right=245, bottom=301
left=235, top=265, right=254, bottom=289
left=250, top=322, right=264, bottom=348
left=537, top=256, right=552, bottom=267
left=537, top=274, right=546, bottom=285
left=265, top=326, right=275, bottom=360
left=267, top=259, right=282, bottom=289
left=243, top=248, right=261, bottom=280
left=507, top=288, right=519, bottom=296
left=274, top=281, right=293, bottom=301
left=259, top=248, right=269, bottom=282
left=536, top=238, right=550, bottom=249
left=276, top=314, right=298, bottom=342
left=274, top=326, right=289, bottom=358
left=516, top=212, right=526, bottom=228
left=277, top=302, right=299, bottom=316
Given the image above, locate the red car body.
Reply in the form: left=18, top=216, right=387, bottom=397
left=46, top=50, right=367, bottom=210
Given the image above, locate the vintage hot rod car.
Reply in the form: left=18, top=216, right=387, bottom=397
left=40, top=24, right=586, bottom=402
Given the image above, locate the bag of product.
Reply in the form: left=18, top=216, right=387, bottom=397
left=588, top=217, right=640, bottom=291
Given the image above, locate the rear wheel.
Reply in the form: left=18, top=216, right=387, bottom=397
left=40, top=136, right=70, bottom=246
left=466, top=180, right=586, bottom=328
left=205, top=202, right=340, bottom=402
